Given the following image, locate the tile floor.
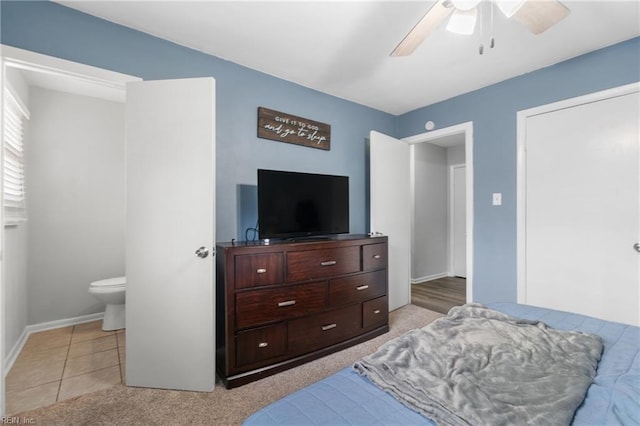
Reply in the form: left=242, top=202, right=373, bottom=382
left=6, top=320, right=125, bottom=415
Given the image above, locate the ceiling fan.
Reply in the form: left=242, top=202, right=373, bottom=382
left=391, top=0, right=570, bottom=56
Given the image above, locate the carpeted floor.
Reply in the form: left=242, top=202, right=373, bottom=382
left=15, top=304, right=442, bottom=425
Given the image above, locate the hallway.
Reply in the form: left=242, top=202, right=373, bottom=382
left=411, top=277, right=466, bottom=314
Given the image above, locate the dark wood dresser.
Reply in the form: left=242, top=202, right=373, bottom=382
left=215, top=235, right=389, bottom=388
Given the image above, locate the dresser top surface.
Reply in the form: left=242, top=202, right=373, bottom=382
left=217, top=234, right=387, bottom=249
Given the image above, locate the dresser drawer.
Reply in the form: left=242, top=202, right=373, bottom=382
left=286, top=246, right=360, bottom=282
left=363, top=296, right=388, bottom=329
left=328, top=270, right=386, bottom=307
left=236, top=281, right=328, bottom=328
left=288, top=304, right=361, bottom=354
left=236, top=322, right=287, bottom=367
left=363, top=243, right=388, bottom=271
left=235, top=253, right=284, bottom=289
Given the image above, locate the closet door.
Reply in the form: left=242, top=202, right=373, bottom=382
left=126, top=77, right=216, bottom=391
left=370, top=131, right=410, bottom=310
left=523, top=88, right=639, bottom=326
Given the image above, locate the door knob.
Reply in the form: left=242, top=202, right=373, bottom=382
left=634, top=243, right=640, bottom=253
left=195, top=246, right=209, bottom=258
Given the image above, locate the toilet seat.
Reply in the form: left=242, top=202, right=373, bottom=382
left=90, top=276, right=126, bottom=289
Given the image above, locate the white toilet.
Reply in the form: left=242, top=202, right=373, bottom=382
left=89, top=276, right=126, bottom=331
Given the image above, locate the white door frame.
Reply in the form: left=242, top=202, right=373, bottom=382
left=1, top=45, right=138, bottom=95
left=0, top=45, right=140, bottom=417
left=0, top=50, right=5, bottom=419
left=404, top=122, right=474, bottom=303
left=516, top=81, right=640, bottom=303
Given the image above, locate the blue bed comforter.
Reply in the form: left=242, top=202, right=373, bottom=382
left=244, top=303, right=640, bottom=425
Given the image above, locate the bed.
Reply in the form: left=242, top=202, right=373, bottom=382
left=244, top=302, right=640, bottom=425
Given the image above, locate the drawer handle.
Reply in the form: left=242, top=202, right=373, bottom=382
left=321, top=323, right=337, bottom=331
left=258, top=342, right=268, bottom=348
left=277, top=300, right=296, bottom=307
left=256, top=268, right=267, bottom=274
left=321, top=260, right=337, bottom=267
left=373, top=254, right=381, bottom=259
left=373, top=309, right=381, bottom=314
left=356, top=285, right=369, bottom=291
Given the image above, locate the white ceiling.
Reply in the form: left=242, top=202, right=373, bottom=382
left=55, top=1, right=639, bottom=115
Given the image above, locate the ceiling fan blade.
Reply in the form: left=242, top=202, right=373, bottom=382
left=512, top=0, right=570, bottom=35
left=390, top=0, right=454, bottom=57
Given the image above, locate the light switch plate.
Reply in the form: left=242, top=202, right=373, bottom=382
left=492, top=193, right=502, bottom=206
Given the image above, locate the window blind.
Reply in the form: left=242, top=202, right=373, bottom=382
left=3, top=89, right=28, bottom=223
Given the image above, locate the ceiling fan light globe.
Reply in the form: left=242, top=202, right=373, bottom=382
left=450, top=0, right=482, bottom=11
left=494, top=0, right=526, bottom=17
left=446, top=8, right=478, bottom=35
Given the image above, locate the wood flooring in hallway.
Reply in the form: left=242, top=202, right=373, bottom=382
left=411, top=276, right=466, bottom=314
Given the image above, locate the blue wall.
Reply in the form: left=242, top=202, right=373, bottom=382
left=0, top=1, right=396, bottom=242
left=398, top=37, right=640, bottom=303
left=2, top=1, right=639, bottom=304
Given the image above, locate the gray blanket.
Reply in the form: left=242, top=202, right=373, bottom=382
left=353, top=304, right=603, bottom=426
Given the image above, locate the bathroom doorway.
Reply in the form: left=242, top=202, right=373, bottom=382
left=1, top=49, right=132, bottom=414
left=1, top=45, right=217, bottom=415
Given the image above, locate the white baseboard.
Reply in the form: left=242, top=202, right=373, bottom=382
left=411, top=272, right=450, bottom=284
left=4, top=332, right=29, bottom=378
left=4, top=312, right=104, bottom=376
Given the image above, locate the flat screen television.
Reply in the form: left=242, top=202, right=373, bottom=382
left=257, top=169, right=349, bottom=240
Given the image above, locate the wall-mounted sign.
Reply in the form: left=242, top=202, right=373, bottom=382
left=258, top=107, right=330, bottom=150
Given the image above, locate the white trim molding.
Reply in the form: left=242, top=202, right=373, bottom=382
left=1, top=44, right=138, bottom=92
left=411, top=272, right=450, bottom=284
left=404, top=121, right=474, bottom=303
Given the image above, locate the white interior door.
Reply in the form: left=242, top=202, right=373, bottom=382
left=370, top=131, right=411, bottom=310
left=523, top=89, right=639, bottom=326
left=452, top=165, right=466, bottom=278
left=126, top=78, right=216, bottom=391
